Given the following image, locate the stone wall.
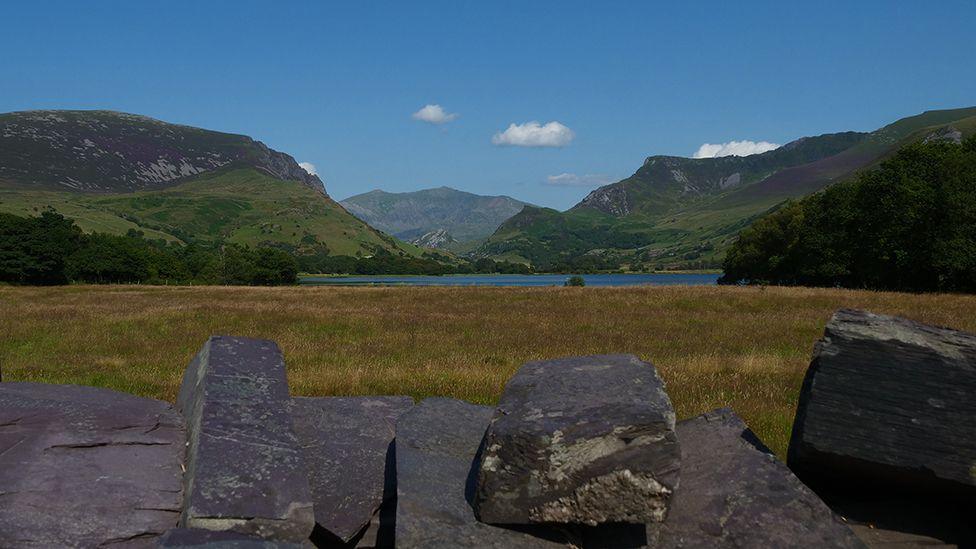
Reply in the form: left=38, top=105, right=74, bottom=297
left=1, top=309, right=973, bottom=547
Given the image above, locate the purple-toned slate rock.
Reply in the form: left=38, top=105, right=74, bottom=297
left=290, top=396, right=413, bottom=547
left=647, top=408, right=863, bottom=548
left=474, top=354, right=680, bottom=526
left=788, top=309, right=976, bottom=496
left=395, top=397, right=571, bottom=548
left=156, top=528, right=308, bottom=548
left=0, top=383, right=184, bottom=548
left=177, top=336, right=314, bottom=543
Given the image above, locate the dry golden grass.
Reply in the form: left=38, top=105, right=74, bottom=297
left=3, top=284, right=975, bottom=458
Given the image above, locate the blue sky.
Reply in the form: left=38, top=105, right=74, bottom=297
left=2, top=1, right=974, bottom=209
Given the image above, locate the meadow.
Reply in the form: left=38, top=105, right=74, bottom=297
left=3, top=284, right=975, bottom=458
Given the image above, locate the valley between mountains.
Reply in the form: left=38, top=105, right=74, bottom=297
left=2, top=107, right=974, bottom=272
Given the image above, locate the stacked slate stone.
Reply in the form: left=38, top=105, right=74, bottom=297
left=456, top=354, right=862, bottom=549
left=1, top=335, right=873, bottom=548
left=170, top=336, right=411, bottom=548
left=788, top=309, right=976, bottom=545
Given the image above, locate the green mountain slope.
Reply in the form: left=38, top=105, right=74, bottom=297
left=0, top=167, right=418, bottom=256
left=340, top=186, right=530, bottom=245
left=0, top=110, right=418, bottom=257
left=480, top=106, right=976, bottom=269
left=0, top=167, right=419, bottom=257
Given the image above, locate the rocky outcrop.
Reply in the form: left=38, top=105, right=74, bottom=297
left=577, top=184, right=631, bottom=216
left=177, top=336, right=315, bottom=542
left=0, top=383, right=185, bottom=548
left=474, top=354, right=679, bottom=526
left=290, top=396, right=413, bottom=546
left=409, top=228, right=457, bottom=249
left=647, top=408, right=863, bottom=548
left=787, top=309, right=976, bottom=497
left=395, top=398, right=571, bottom=548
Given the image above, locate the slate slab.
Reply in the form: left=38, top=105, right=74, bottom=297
left=290, top=396, right=413, bottom=546
left=157, top=528, right=308, bottom=548
left=177, top=336, right=315, bottom=542
left=787, top=309, right=976, bottom=496
left=395, top=397, right=571, bottom=548
left=0, top=382, right=184, bottom=548
left=474, top=354, right=680, bottom=526
left=647, top=408, right=863, bottom=548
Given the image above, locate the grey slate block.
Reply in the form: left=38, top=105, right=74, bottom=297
left=647, top=408, right=863, bottom=548
left=0, top=382, right=185, bottom=548
left=177, top=336, right=315, bottom=542
left=787, top=309, right=976, bottom=496
left=474, top=354, right=680, bottom=526
left=395, top=397, right=572, bottom=548
left=157, top=528, right=308, bottom=548
left=290, top=396, right=413, bottom=546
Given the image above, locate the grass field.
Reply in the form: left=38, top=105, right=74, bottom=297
left=3, top=284, right=975, bottom=459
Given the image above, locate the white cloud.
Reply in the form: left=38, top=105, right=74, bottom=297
left=298, top=162, right=318, bottom=175
left=692, top=140, right=780, bottom=159
left=492, top=121, right=574, bottom=148
left=412, top=104, right=459, bottom=124
left=545, top=173, right=612, bottom=187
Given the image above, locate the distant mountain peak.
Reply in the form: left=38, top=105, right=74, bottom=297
left=341, top=186, right=531, bottom=243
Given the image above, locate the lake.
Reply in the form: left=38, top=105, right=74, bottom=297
left=300, top=273, right=721, bottom=287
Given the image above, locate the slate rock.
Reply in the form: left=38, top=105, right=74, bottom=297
left=787, top=309, right=976, bottom=496
left=474, top=354, right=680, bottom=526
left=290, top=396, right=413, bottom=546
left=646, top=408, right=863, bottom=548
left=0, top=382, right=184, bottom=548
left=177, top=336, right=315, bottom=542
left=157, top=528, right=308, bottom=548
left=395, top=397, right=571, bottom=548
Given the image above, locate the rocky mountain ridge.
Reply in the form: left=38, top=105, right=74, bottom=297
left=0, top=110, right=325, bottom=194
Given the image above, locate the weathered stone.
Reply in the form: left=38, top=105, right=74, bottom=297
left=0, top=383, right=184, bottom=548
left=177, top=336, right=314, bottom=542
left=787, top=309, right=976, bottom=496
left=474, top=354, right=679, bottom=526
left=157, top=528, right=308, bottom=548
left=395, top=397, right=571, bottom=548
left=290, top=396, right=413, bottom=546
left=647, top=408, right=863, bottom=548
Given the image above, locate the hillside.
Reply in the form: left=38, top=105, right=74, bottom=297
left=480, top=106, right=976, bottom=269
left=340, top=186, right=530, bottom=246
left=0, top=110, right=417, bottom=257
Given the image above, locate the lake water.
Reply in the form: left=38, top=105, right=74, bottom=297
left=301, top=273, right=720, bottom=287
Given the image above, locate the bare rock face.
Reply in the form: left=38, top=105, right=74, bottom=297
left=787, top=309, right=976, bottom=496
left=395, top=398, right=571, bottom=548
left=176, top=336, right=315, bottom=543
left=474, top=354, right=679, bottom=526
left=0, top=383, right=184, bottom=548
left=647, top=409, right=863, bottom=548
left=290, top=396, right=413, bottom=547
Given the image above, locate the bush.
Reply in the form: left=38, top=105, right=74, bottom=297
left=565, top=275, right=586, bottom=287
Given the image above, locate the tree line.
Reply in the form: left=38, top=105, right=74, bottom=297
left=0, top=212, right=298, bottom=285
left=720, top=136, right=976, bottom=293
left=0, top=212, right=535, bottom=286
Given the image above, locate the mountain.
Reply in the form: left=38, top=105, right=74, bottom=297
left=480, top=106, right=976, bottom=269
left=340, top=187, right=530, bottom=245
left=0, top=110, right=323, bottom=193
left=0, top=110, right=416, bottom=257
